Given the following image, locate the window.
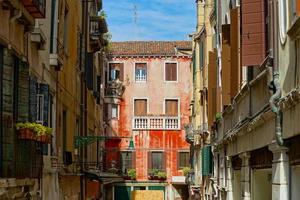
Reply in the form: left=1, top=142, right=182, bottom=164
left=62, top=110, right=67, bottom=152
left=165, top=62, right=177, bottom=81
left=120, top=151, right=134, bottom=173
left=135, top=63, right=147, bottom=82
left=149, top=151, right=165, bottom=170
left=200, top=41, right=204, bottom=68
left=134, top=99, right=147, bottom=116
left=165, top=99, right=179, bottom=116
left=109, top=63, right=124, bottom=81
left=63, top=7, right=69, bottom=51
left=178, top=152, right=190, bottom=169
left=36, top=94, right=44, bottom=124
left=111, top=104, right=118, bottom=118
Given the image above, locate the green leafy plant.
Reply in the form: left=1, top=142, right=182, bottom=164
left=182, top=167, right=191, bottom=176
left=16, top=122, right=52, bottom=136
left=127, top=169, right=136, bottom=179
left=157, top=171, right=167, bottom=179
left=215, top=112, right=222, bottom=122
left=99, top=10, right=107, bottom=19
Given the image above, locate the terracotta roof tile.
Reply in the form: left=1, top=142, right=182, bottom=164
left=109, top=41, right=192, bottom=56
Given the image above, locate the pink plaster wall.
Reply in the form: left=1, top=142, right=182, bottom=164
left=105, top=56, right=192, bottom=182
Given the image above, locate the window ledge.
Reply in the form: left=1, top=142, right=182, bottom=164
left=287, top=16, right=300, bottom=39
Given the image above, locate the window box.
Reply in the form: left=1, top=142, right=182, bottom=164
left=148, top=169, right=167, bottom=180
left=122, top=169, right=136, bottom=180
left=17, top=128, right=36, bottom=141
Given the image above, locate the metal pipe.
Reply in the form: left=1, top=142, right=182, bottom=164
left=269, top=0, right=284, bottom=146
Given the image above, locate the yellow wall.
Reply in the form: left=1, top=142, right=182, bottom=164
left=131, top=191, right=164, bottom=200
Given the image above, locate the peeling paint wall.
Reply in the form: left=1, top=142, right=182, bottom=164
left=106, top=56, right=191, bottom=182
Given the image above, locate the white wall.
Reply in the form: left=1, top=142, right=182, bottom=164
left=233, top=170, right=241, bottom=200
left=291, top=165, right=300, bottom=200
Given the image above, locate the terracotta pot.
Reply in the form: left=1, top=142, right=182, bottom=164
left=37, top=135, right=52, bottom=144
left=18, top=128, right=36, bottom=140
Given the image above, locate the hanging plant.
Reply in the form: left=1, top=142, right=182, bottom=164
left=16, top=122, right=53, bottom=143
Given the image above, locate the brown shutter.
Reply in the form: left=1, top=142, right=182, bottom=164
left=297, top=0, right=300, bottom=16
left=132, top=151, right=136, bottom=168
left=171, top=63, right=177, bottom=81
left=165, top=64, right=171, bottom=81
left=119, top=63, right=124, bottom=81
left=230, top=8, right=240, bottom=97
left=177, top=152, right=180, bottom=169
left=148, top=151, right=152, bottom=171
left=241, top=0, right=266, bottom=66
left=162, top=152, right=166, bottom=171
left=134, top=99, right=147, bottom=116
left=165, top=100, right=178, bottom=116
left=208, top=50, right=217, bottom=126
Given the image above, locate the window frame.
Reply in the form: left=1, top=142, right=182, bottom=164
left=120, top=151, right=134, bottom=173
left=134, top=62, right=147, bottom=83
left=178, top=151, right=190, bottom=169
left=133, top=97, right=149, bottom=116
left=150, top=151, right=164, bottom=170
left=164, top=61, right=178, bottom=82
left=163, top=98, right=180, bottom=116
left=111, top=104, right=119, bottom=119
left=107, top=61, right=124, bottom=82
left=36, top=94, right=44, bottom=124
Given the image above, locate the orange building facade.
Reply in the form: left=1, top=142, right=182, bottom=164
left=103, top=41, right=192, bottom=200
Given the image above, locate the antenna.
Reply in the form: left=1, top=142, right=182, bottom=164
left=133, top=3, right=138, bottom=40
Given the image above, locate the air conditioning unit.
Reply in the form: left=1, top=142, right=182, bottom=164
left=63, top=151, right=73, bottom=165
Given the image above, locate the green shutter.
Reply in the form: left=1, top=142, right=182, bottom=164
left=114, top=186, right=131, bottom=200
left=202, top=146, right=213, bottom=176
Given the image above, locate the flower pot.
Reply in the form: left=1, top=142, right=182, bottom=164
left=18, top=128, right=36, bottom=140
left=37, top=135, right=52, bottom=144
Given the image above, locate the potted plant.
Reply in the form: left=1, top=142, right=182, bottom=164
left=16, top=122, right=36, bottom=140
left=182, top=167, right=191, bottom=177
left=123, top=169, right=136, bottom=180
left=16, top=122, right=53, bottom=143
left=148, top=169, right=167, bottom=180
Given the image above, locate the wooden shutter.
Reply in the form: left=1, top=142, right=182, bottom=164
left=297, top=0, right=300, bottom=16
left=230, top=8, right=240, bottom=97
left=132, top=151, right=136, bottom=168
left=165, top=100, right=178, bottom=116
left=39, top=83, right=49, bottom=126
left=134, top=99, right=147, bottom=116
left=29, top=76, right=38, bottom=122
left=241, top=0, right=267, bottom=66
left=207, top=50, right=217, bottom=126
left=17, top=62, right=29, bottom=122
left=118, top=63, right=124, bottom=81
left=162, top=152, right=166, bottom=170
left=85, top=52, right=94, bottom=90
left=165, top=63, right=177, bottom=81
left=148, top=151, right=152, bottom=171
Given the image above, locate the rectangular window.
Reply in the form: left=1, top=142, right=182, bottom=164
left=151, top=152, right=164, bottom=170
left=134, top=99, right=147, bottom=116
left=62, top=110, right=67, bottom=152
left=109, top=63, right=124, bottom=81
left=63, top=7, right=69, bottom=52
left=165, top=99, right=179, bottom=116
left=135, top=63, right=147, bottom=82
left=165, top=63, right=177, bottom=81
left=111, top=104, right=118, bottom=118
left=200, top=41, right=204, bottom=68
left=36, top=94, right=44, bottom=124
left=178, top=152, right=190, bottom=169
left=120, top=151, right=133, bottom=173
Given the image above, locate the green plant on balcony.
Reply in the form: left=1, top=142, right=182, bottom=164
left=16, top=122, right=52, bottom=143
left=148, top=169, right=167, bottom=180
left=99, top=10, right=107, bottom=19
left=182, top=167, right=191, bottom=176
left=126, top=169, right=136, bottom=180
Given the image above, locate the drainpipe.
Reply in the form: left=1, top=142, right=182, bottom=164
left=269, top=72, right=284, bottom=146
left=10, top=9, right=22, bottom=23
left=269, top=0, right=284, bottom=146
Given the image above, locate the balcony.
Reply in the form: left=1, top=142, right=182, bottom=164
left=133, top=116, right=180, bottom=130
left=50, top=39, right=64, bottom=69
left=105, top=80, right=125, bottom=98
left=22, top=0, right=45, bottom=18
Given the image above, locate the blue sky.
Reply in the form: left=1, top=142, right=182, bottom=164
left=103, top=0, right=196, bottom=41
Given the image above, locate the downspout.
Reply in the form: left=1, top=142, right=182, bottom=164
left=269, top=0, right=284, bottom=146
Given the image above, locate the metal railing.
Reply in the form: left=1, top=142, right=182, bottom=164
left=133, top=116, right=180, bottom=130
